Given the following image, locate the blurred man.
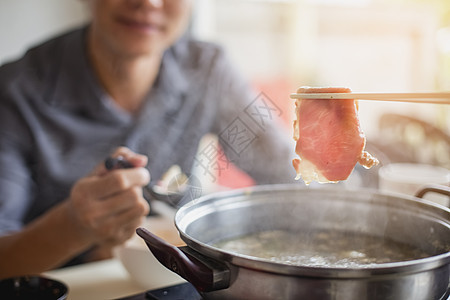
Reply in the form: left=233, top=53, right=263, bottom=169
left=0, top=0, right=294, bottom=278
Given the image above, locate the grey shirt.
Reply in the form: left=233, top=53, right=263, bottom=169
left=0, top=27, right=296, bottom=240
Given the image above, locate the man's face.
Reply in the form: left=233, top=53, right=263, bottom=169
left=87, top=0, right=192, bottom=57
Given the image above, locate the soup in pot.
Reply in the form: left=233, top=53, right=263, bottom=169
left=213, top=229, right=431, bottom=268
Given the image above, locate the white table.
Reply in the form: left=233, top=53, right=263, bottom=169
left=44, top=201, right=186, bottom=300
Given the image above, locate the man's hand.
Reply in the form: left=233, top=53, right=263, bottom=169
left=67, top=147, right=151, bottom=248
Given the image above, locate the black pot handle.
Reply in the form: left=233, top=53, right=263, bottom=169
left=136, top=227, right=230, bottom=292
left=415, top=184, right=450, bottom=207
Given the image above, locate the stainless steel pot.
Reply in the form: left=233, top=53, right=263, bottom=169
left=137, top=184, right=450, bottom=300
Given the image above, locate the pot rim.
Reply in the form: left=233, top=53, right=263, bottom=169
left=175, top=184, right=450, bottom=279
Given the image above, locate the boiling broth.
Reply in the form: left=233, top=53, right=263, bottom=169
left=213, top=230, right=431, bottom=268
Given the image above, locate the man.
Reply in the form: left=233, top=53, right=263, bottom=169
left=0, top=0, right=294, bottom=278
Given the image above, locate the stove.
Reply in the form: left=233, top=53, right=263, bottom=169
left=145, top=283, right=202, bottom=300
left=120, top=282, right=450, bottom=300
left=119, top=282, right=202, bottom=300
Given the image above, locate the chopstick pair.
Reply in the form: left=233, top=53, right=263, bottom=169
left=289, top=92, right=450, bottom=105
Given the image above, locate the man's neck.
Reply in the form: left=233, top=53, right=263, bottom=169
left=87, top=34, right=162, bottom=113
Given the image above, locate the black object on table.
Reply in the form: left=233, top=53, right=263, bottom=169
left=117, top=282, right=202, bottom=300
left=0, top=275, right=68, bottom=300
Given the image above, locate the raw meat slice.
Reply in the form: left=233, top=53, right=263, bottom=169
left=292, top=87, right=378, bottom=184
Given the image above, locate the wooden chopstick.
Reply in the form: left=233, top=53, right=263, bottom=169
left=289, top=92, right=450, bottom=105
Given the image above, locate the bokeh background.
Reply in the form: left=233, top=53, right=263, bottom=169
left=1, top=0, right=449, bottom=189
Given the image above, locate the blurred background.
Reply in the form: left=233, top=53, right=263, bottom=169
left=0, top=0, right=449, bottom=189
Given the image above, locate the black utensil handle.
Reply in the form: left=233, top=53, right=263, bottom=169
left=136, top=227, right=230, bottom=292
left=104, top=156, right=134, bottom=170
